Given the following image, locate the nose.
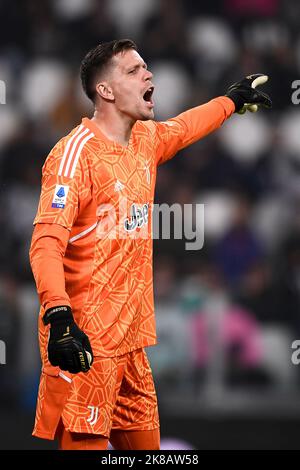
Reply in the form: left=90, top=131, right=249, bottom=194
left=145, top=69, right=153, bottom=81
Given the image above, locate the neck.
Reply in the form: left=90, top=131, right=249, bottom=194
left=92, top=106, right=135, bottom=147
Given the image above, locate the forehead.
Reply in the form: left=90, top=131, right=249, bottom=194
left=112, top=49, right=145, bottom=71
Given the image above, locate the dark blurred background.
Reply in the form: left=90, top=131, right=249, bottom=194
left=0, top=0, right=300, bottom=450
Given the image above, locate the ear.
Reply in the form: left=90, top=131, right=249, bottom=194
left=95, top=81, right=114, bottom=101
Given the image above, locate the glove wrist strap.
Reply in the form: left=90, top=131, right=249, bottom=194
left=225, top=92, right=244, bottom=112
left=43, top=305, right=73, bottom=326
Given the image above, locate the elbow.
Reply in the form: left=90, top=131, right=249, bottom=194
left=29, top=223, right=69, bottom=265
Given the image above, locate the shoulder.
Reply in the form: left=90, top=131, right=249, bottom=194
left=134, top=120, right=158, bottom=138
left=135, top=119, right=179, bottom=138
left=43, top=123, right=95, bottom=178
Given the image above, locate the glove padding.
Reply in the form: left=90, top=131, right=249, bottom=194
left=43, top=305, right=93, bottom=374
left=226, top=74, right=272, bottom=114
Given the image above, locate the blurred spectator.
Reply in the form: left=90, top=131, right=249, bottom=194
left=149, top=256, right=191, bottom=391
left=188, top=17, right=238, bottom=82
left=236, top=260, right=299, bottom=331
left=235, top=260, right=298, bottom=388
left=189, top=298, right=265, bottom=389
left=225, top=0, right=280, bottom=17
left=0, top=274, right=21, bottom=406
left=212, top=194, right=265, bottom=288
left=142, top=0, right=189, bottom=63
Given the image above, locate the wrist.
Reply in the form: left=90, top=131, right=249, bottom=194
left=43, top=305, right=73, bottom=326
left=225, top=92, right=244, bottom=112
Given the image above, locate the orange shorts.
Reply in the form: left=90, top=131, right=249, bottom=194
left=33, top=348, right=159, bottom=440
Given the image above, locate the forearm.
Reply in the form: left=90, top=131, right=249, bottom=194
left=29, top=223, right=71, bottom=311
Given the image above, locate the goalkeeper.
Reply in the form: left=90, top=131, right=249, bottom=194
left=29, top=39, right=271, bottom=450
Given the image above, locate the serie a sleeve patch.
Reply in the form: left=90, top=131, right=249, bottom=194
left=51, top=184, right=70, bottom=208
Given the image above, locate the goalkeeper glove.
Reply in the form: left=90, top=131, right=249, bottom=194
left=226, top=74, right=272, bottom=114
left=43, top=305, right=93, bottom=374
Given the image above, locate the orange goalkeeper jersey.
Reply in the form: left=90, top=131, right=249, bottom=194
left=30, top=97, right=234, bottom=361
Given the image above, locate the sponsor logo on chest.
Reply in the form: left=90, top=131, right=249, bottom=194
left=124, top=203, right=149, bottom=232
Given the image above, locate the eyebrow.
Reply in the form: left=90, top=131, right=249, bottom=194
left=126, top=62, right=148, bottom=71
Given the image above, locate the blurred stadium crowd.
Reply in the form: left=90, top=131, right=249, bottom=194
left=0, top=0, right=300, bottom=416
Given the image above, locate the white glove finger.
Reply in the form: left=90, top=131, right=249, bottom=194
left=251, top=75, right=268, bottom=89
left=86, top=350, right=93, bottom=366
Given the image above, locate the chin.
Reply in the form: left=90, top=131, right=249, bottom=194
left=139, top=110, right=155, bottom=121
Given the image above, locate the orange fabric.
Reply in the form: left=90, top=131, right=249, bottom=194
left=57, top=426, right=160, bottom=450
left=30, top=223, right=71, bottom=310
left=110, top=429, right=160, bottom=450
left=33, top=370, right=72, bottom=440
left=33, top=348, right=159, bottom=440
left=56, top=422, right=108, bottom=450
left=30, top=96, right=234, bottom=360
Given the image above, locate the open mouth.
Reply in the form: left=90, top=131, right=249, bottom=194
left=143, top=86, right=154, bottom=104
